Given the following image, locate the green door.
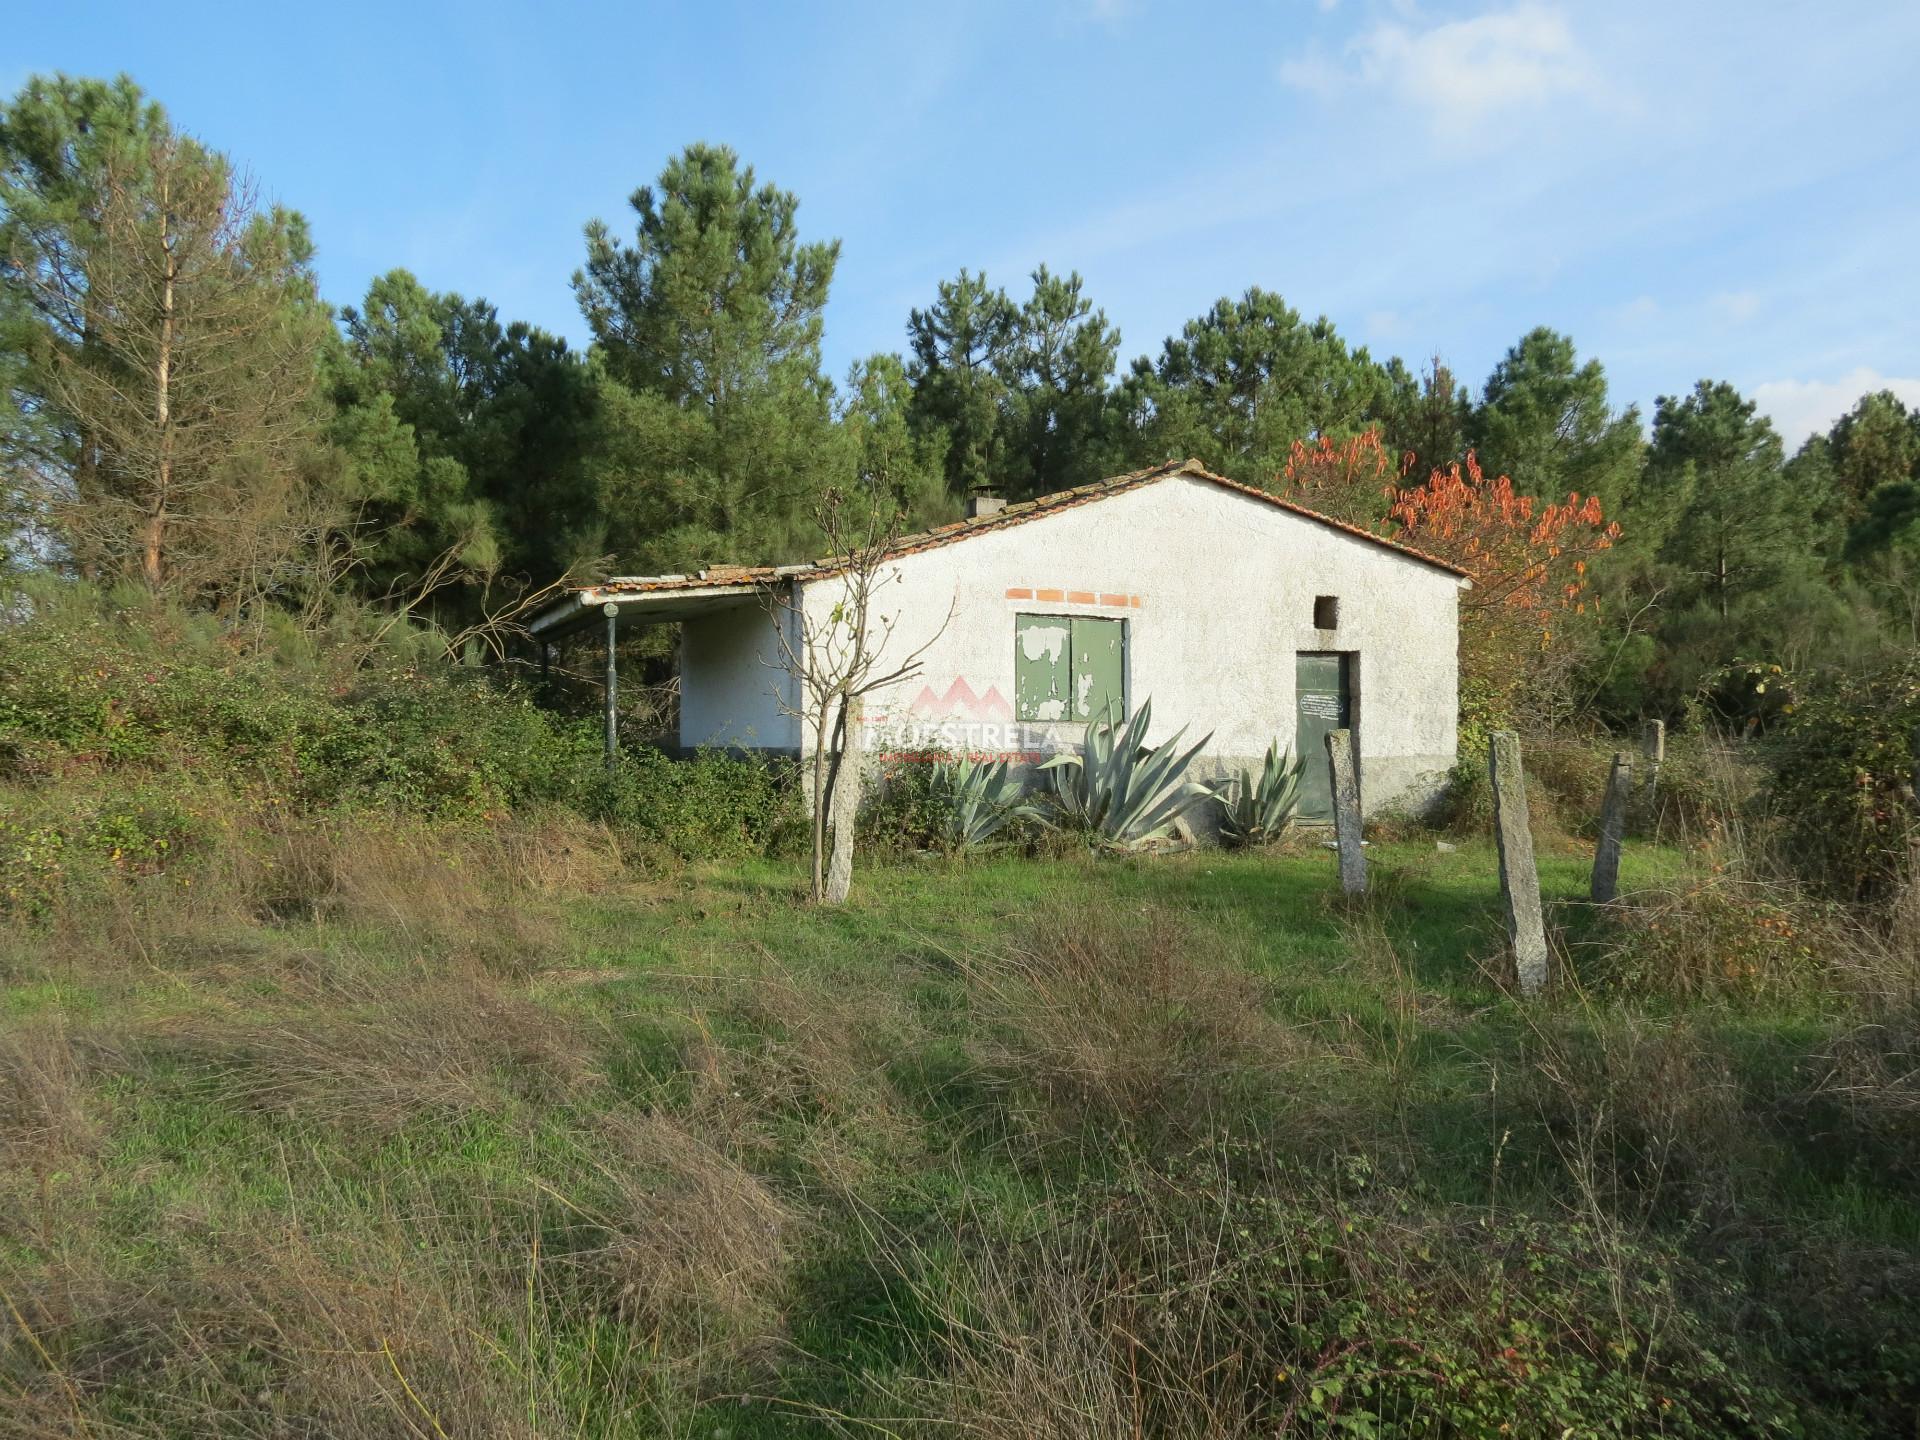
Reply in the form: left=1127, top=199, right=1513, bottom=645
left=1295, top=652, right=1352, bottom=822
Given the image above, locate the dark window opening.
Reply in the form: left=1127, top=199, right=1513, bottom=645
left=1313, top=595, right=1340, bottom=630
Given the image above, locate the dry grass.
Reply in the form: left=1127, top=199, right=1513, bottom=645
left=0, top=1110, right=802, bottom=1437
left=0, top=1055, right=797, bottom=1437
left=1517, top=1008, right=1752, bottom=1224
left=876, top=1137, right=1760, bottom=1440
left=962, top=903, right=1309, bottom=1150
left=133, top=954, right=602, bottom=1136
left=669, top=955, right=928, bottom=1196
left=565, top=1112, right=797, bottom=1378
left=1, top=809, right=626, bottom=1002
left=229, top=812, right=622, bottom=973
left=1572, top=857, right=1920, bottom=1009
left=1812, top=1001, right=1920, bottom=1187
left=0, top=1018, right=105, bottom=1169
left=3, top=1216, right=568, bottom=1439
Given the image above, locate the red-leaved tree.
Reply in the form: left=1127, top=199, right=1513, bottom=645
left=1278, top=432, right=1621, bottom=729
left=1387, top=450, right=1620, bottom=731
left=1279, top=430, right=1397, bottom=531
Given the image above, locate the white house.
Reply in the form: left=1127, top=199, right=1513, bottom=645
left=529, top=458, right=1470, bottom=820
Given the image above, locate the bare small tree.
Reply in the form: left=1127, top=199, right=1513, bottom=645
left=347, top=541, right=582, bottom=669
left=767, top=490, right=949, bottom=903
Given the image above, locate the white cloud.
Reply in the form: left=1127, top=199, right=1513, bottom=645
left=1710, top=289, right=1761, bottom=323
left=1280, top=4, right=1601, bottom=140
left=1612, top=295, right=1661, bottom=325
left=1364, top=308, right=1405, bottom=339
left=1751, top=368, right=1920, bottom=446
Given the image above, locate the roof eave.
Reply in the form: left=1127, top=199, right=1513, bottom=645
left=527, top=577, right=787, bottom=638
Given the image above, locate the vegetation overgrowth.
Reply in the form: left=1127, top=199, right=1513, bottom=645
left=0, top=596, right=1916, bottom=1437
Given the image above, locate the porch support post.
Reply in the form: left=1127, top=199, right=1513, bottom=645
left=603, top=601, right=619, bottom=768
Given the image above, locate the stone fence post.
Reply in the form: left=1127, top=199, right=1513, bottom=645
left=1325, top=727, right=1365, bottom=896
left=1635, top=719, right=1665, bottom=830
left=1591, top=751, right=1632, bottom=904
left=1490, top=731, right=1549, bottom=996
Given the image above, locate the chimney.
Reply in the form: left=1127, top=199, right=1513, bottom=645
left=966, top=492, right=1007, bottom=520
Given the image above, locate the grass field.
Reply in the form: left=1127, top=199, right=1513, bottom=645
left=4, top=831, right=1918, bottom=1436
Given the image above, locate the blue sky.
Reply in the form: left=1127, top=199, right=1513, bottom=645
left=12, top=0, right=1919, bottom=444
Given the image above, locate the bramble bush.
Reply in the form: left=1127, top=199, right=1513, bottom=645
left=0, top=586, right=796, bottom=916
left=907, top=1137, right=1804, bottom=1438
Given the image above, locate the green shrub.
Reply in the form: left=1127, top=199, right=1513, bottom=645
left=1764, top=655, right=1920, bottom=903
left=858, top=757, right=952, bottom=853
left=580, top=746, right=798, bottom=861
left=0, top=809, right=68, bottom=919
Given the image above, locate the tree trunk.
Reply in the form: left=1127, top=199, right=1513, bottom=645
left=825, top=695, right=864, bottom=905
left=810, top=710, right=830, bottom=902
left=145, top=173, right=177, bottom=590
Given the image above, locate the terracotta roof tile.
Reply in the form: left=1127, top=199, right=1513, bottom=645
left=588, top=457, right=1471, bottom=597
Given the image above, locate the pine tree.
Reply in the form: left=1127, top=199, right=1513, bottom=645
left=838, top=352, right=951, bottom=525
left=997, top=266, right=1120, bottom=499
left=1827, top=390, right=1919, bottom=517
left=1470, top=328, right=1642, bottom=511
left=1641, top=380, right=1823, bottom=620
left=1114, top=289, right=1388, bottom=483
left=1, top=74, right=329, bottom=601
left=574, top=144, right=842, bottom=572
left=905, top=269, right=1016, bottom=498
left=330, top=269, right=601, bottom=601
left=1378, top=354, right=1470, bottom=481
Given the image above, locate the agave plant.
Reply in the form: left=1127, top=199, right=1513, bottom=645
left=1039, top=697, right=1217, bottom=850
left=1218, top=740, right=1306, bottom=848
left=930, top=754, right=1036, bottom=851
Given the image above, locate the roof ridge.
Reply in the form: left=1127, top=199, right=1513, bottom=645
left=591, top=456, right=1470, bottom=595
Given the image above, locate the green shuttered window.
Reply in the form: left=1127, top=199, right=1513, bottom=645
left=1015, top=615, right=1124, bottom=722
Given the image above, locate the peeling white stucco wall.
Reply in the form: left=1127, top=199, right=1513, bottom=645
left=678, top=600, right=798, bottom=752
left=682, top=474, right=1463, bottom=816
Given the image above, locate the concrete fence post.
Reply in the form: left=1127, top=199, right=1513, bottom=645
left=1635, top=719, right=1665, bottom=829
left=1590, top=751, right=1633, bottom=904
left=824, top=694, right=865, bottom=905
left=1325, top=727, right=1366, bottom=896
left=1489, top=731, right=1549, bottom=996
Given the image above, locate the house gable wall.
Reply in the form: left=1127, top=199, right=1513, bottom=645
left=704, top=474, right=1461, bottom=815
